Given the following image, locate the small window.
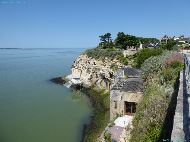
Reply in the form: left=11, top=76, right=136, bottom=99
left=125, top=101, right=137, bottom=115
left=114, top=101, right=117, bottom=109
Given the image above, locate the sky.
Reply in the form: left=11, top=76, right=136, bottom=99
left=0, top=0, right=190, bottom=48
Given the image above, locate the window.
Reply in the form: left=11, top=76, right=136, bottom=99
left=125, top=101, right=137, bottom=115
left=114, top=101, right=117, bottom=109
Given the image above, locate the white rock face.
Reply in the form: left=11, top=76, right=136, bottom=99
left=70, top=54, right=124, bottom=90
left=123, top=48, right=137, bottom=57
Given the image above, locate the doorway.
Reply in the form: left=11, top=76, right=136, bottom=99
left=124, top=101, right=137, bottom=115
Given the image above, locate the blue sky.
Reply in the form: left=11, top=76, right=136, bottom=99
left=0, top=0, right=190, bottom=48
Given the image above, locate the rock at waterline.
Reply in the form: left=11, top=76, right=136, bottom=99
left=50, top=77, right=83, bottom=90
left=70, top=84, right=84, bottom=90
left=50, top=77, right=66, bottom=85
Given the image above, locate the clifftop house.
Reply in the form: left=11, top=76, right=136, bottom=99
left=110, top=67, right=143, bottom=120
left=161, top=35, right=190, bottom=44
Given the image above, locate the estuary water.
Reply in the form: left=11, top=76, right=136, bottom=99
left=0, top=48, right=92, bottom=142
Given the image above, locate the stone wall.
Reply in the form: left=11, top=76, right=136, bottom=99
left=171, top=71, right=185, bottom=141
left=171, top=54, right=190, bottom=141
left=110, top=90, right=143, bottom=120
left=185, top=54, right=190, bottom=94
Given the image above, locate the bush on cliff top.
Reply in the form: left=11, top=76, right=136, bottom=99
left=84, top=48, right=123, bottom=60
left=134, top=48, right=163, bottom=68
left=130, top=51, right=184, bottom=142
left=84, top=47, right=128, bottom=66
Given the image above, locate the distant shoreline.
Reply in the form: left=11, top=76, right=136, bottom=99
left=0, top=48, right=22, bottom=49
left=0, top=47, right=94, bottom=50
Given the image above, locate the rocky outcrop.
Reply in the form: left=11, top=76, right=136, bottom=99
left=50, top=77, right=66, bottom=85
left=70, top=54, right=124, bottom=90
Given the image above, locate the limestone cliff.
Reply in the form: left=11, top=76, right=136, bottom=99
left=70, top=54, right=124, bottom=90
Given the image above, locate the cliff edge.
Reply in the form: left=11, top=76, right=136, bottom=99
left=68, top=53, right=125, bottom=90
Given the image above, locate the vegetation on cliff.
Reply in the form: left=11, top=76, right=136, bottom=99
left=96, top=32, right=159, bottom=50
left=84, top=48, right=122, bottom=60
left=84, top=48, right=128, bottom=66
left=133, top=48, right=163, bottom=67
left=114, top=32, right=140, bottom=49
left=160, top=39, right=177, bottom=50
left=130, top=51, right=184, bottom=142
left=82, top=87, right=110, bottom=142
left=139, top=37, right=160, bottom=44
left=80, top=32, right=180, bottom=141
left=98, top=33, right=114, bottom=49
left=84, top=32, right=160, bottom=67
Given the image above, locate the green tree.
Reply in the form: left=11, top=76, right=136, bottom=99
left=160, top=39, right=177, bottom=50
left=115, top=32, right=139, bottom=49
left=139, top=38, right=160, bottom=44
left=99, top=33, right=113, bottom=49
left=115, top=32, right=127, bottom=49
left=125, top=34, right=139, bottom=47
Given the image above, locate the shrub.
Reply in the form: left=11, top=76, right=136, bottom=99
left=84, top=47, right=128, bottom=66
left=130, top=51, right=184, bottom=142
left=130, top=83, right=171, bottom=142
left=134, top=48, right=163, bottom=68
left=141, top=56, right=164, bottom=81
left=84, top=48, right=123, bottom=60
left=160, top=39, right=177, bottom=50
left=164, top=52, right=183, bottom=68
left=171, top=61, right=182, bottom=69
left=110, top=63, right=118, bottom=72
left=123, top=60, right=128, bottom=65
left=104, top=132, right=112, bottom=142
left=117, top=55, right=128, bottom=65
left=141, top=51, right=184, bottom=82
left=162, top=68, right=173, bottom=82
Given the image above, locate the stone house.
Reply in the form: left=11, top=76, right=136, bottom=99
left=110, top=67, right=144, bottom=120
left=161, top=35, right=172, bottom=44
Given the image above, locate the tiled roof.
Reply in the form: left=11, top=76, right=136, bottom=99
left=112, top=78, right=143, bottom=93
left=122, top=78, right=143, bottom=93
left=123, top=67, right=141, bottom=78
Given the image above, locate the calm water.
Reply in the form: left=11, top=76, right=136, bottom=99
left=0, top=48, right=92, bottom=142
